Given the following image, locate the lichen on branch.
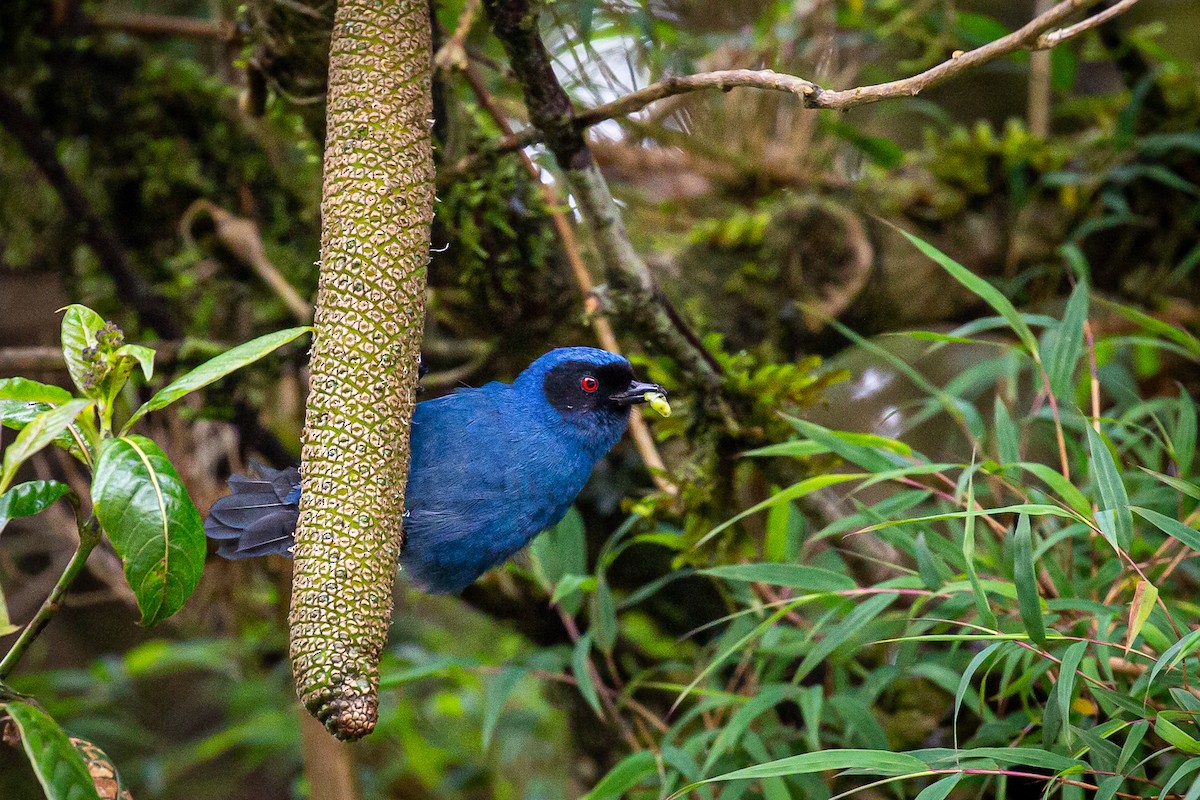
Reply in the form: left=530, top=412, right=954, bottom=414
left=288, top=0, right=433, bottom=741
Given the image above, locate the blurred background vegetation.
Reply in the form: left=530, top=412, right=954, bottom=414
left=2, top=0, right=1200, bottom=798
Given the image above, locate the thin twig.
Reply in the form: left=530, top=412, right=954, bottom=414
left=91, top=12, right=236, bottom=40
left=434, top=0, right=482, bottom=74
left=459, top=64, right=677, bottom=495
left=0, top=516, right=101, bottom=680
left=457, top=0, right=1133, bottom=172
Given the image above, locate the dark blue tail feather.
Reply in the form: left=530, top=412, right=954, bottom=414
left=205, top=463, right=301, bottom=559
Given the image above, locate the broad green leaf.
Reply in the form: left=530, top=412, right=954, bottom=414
left=1086, top=426, right=1133, bottom=551
left=915, top=774, right=962, bottom=800
left=91, top=435, right=205, bottom=625
left=572, top=634, right=602, bottom=716
left=1044, top=280, right=1089, bottom=400
left=59, top=304, right=106, bottom=398
left=1131, top=506, right=1200, bottom=554
left=582, top=751, right=658, bottom=800
left=0, top=400, right=92, bottom=495
left=897, top=228, right=1040, bottom=358
left=1012, top=514, right=1045, bottom=645
left=123, top=326, right=311, bottom=432
left=550, top=574, right=595, bottom=605
left=1127, top=579, right=1158, bottom=651
left=481, top=666, right=527, bottom=750
left=2, top=700, right=102, bottom=800
left=0, top=377, right=73, bottom=405
left=0, top=480, right=73, bottom=536
left=530, top=507, right=586, bottom=613
left=700, top=563, right=854, bottom=593
left=115, top=343, right=155, bottom=381
left=590, top=578, right=618, bottom=653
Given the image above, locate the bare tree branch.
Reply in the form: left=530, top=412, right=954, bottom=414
left=454, top=0, right=1139, bottom=173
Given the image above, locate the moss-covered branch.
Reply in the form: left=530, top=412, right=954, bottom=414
left=288, top=0, right=433, bottom=741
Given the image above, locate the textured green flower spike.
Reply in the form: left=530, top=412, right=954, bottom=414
left=644, top=391, right=671, bottom=417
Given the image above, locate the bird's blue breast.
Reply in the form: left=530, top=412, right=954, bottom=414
left=398, top=383, right=620, bottom=593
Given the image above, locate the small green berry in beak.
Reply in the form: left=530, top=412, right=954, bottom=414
left=643, top=391, right=671, bottom=417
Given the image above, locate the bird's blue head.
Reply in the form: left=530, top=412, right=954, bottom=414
left=514, top=347, right=667, bottom=456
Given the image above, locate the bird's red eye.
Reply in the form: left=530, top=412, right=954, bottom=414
left=581, top=376, right=598, bottom=393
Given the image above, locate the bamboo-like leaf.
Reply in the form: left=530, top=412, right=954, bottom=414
left=0, top=480, right=73, bottom=536
left=1173, top=388, right=1197, bottom=476
left=590, top=578, right=617, bottom=653
left=572, top=634, right=602, bottom=716
left=582, top=751, right=658, bottom=800
left=793, top=593, right=895, bottom=683
left=123, top=326, right=311, bottom=432
left=963, top=472, right=998, bottom=630
left=676, top=749, right=928, bottom=797
left=695, top=473, right=863, bottom=550
left=1044, top=280, right=1089, bottom=400
left=701, top=684, right=806, bottom=774
left=915, top=773, right=962, bottom=800
left=1012, top=462, right=1092, bottom=517
left=1127, top=579, right=1159, bottom=652
left=1012, top=514, right=1046, bottom=645
left=1096, top=297, right=1200, bottom=360
left=1147, top=628, right=1200, bottom=688
left=993, top=398, right=1021, bottom=465
left=1131, top=506, right=1200, bottom=554
left=1086, top=426, right=1133, bottom=551
left=896, top=228, right=1040, bottom=358
left=1056, top=640, right=1088, bottom=746
left=2, top=700, right=102, bottom=800
left=1116, top=720, right=1149, bottom=773
left=0, top=401, right=92, bottom=495
left=1155, top=715, right=1200, bottom=755
left=700, top=563, right=854, bottom=593
left=91, top=435, right=205, bottom=625
left=481, top=666, right=527, bottom=750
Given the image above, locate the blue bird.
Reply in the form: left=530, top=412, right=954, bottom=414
left=204, top=347, right=667, bottom=593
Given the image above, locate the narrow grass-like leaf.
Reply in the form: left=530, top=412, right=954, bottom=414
left=896, top=228, right=1040, bottom=358
left=702, top=684, right=805, bottom=774
left=1159, top=758, right=1200, bottom=800
left=962, top=472, right=998, bottom=629
left=1138, top=469, right=1200, bottom=502
left=1116, top=720, right=1148, bottom=773
left=1057, top=640, right=1088, bottom=745
left=582, top=751, right=658, bottom=800
left=915, top=773, right=962, bottom=800
left=1174, top=388, right=1197, bottom=475
left=1086, top=426, right=1134, bottom=550
left=677, top=749, right=928, bottom=796
left=590, top=578, right=617, bottom=653
left=0, top=400, right=92, bottom=495
left=793, top=593, right=895, bottom=683
left=3, top=700, right=102, bottom=800
left=1147, top=628, right=1200, bottom=688
left=953, top=641, right=1005, bottom=748
left=1013, top=463, right=1091, bottom=517
left=1127, top=579, right=1158, bottom=651
left=1155, top=715, right=1200, bottom=754
left=1044, top=280, right=1089, bottom=400
left=481, top=666, right=527, bottom=750
left=572, top=634, right=602, bottom=716
left=1096, top=297, right=1200, bottom=360
left=123, top=326, right=311, bottom=432
left=951, top=746, right=1084, bottom=771
left=700, top=563, right=854, bottom=593
left=1094, top=777, right=1123, bottom=800
left=1013, top=514, right=1046, bottom=645
left=742, top=440, right=828, bottom=459
left=91, top=435, right=205, bottom=625
left=993, top=398, right=1021, bottom=465
left=0, top=480, right=72, bottom=536
left=1131, top=506, right=1200, bottom=554
left=695, top=473, right=863, bottom=550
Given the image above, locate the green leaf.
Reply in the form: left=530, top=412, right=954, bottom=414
left=590, top=578, right=618, bottom=653
left=1086, top=426, right=1133, bottom=551
left=2, top=700, right=102, bottom=800
left=702, top=684, right=806, bottom=774
left=963, top=471, right=998, bottom=630
left=896, top=227, right=1040, bottom=359
left=91, top=435, right=205, bottom=625
left=1012, top=514, right=1045, bottom=645
left=582, top=751, right=658, bottom=800
left=794, top=593, right=895, bottom=684
left=0, top=377, right=73, bottom=405
left=1044, top=280, right=1089, bottom=400
left=1095, top=297, right=1200, bottom=360
left=695, top=472, right=864, bottom=550
left=951, top=746, right=1083, bottom=771
left=572, top=633, right=602, bottom=716
left=1155, top=715, right=1200, bottom=755
left=700, top=563, right=855, bottom=593
left=915, top=773, right=962, bottom=800
left=1012, top=462, right=1092, bottom=518
left=0, top=400, right=92, bottom=495
left=1116, top=720, right=1148, bottom=773
left=682, top=749, right=927, bottom=793
left=1127, top=579, right=1158, bottom=651
left=1056, top=640, right=1088, bottom=746
left=59, top=304, right=106, bottom=398
left=0, top=480, right=73, bottom=536
left=123, top=326, right=311, bottom=432
left=1174, top=388, right=1197, bottom=476
left=0, top=577, right=17, bottom=636
left=530, top=507, right=587, bottom=614
left=993, top=399, right=1021, bottom=465
left=1131, top=506, right=1200, bottom=553
left=115, top=343, right=155, bottom=381
left=481, top=666, right=527, bottom=750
